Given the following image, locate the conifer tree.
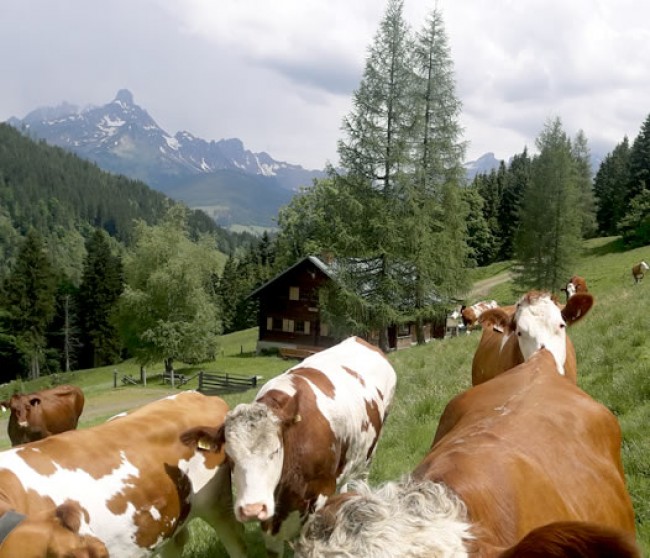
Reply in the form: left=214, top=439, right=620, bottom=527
left=2, top=229, right=57, bottom=379
left=514, top=118, right=582, bottom=292
left=593, top=137, right=630, bottom=236
left=77, top=229, right=124, bottom=368
left=332, top=0, right=416, bottom=350
left=571, top=129, right=597, bottom=238
left=628, top=113, right=650, bottom=203
left=498, top=149, right=530, bottom=260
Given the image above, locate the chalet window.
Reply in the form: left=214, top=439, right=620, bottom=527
left=283, top=319, right=294, bottom=332
left=266, top=317, right=273, bottom=331
left=289, top=286, right=300, bottom=301
left=398, top=324, right=410, bottom=337
left=295, top=321, right=311, bottom=334
left=272, top=317, right=282, bottom=330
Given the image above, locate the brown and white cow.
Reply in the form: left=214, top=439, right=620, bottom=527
left=632, top=261, right=649, bottom=283
left=1, top=385, right=85, bottom=446
left=0, top=391, right=247, bottom=558
left=0, top=502, right=109, bottom=558
left=560, top=275, right=588, bottom=301
left=471, top=290, right=594, bottom=386
left=460, top=300, right=498, bottom=333
left=181, top=336, right=397, bottom=558
left=295, top=349, right=638, bottom=558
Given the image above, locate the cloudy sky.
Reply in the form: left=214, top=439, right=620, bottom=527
left=1, top=0, right=649, bottom=170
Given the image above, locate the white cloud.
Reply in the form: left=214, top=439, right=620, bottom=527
left=1, top=0, right=650, bottom=169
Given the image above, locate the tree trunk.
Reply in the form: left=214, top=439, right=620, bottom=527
left=164, top=358, right=174, bottom=373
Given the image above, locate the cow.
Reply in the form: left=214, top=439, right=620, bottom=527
left=0, top=502, right=109, bottom=558
left=295, top=349, right=638, bottom=558
left=1, top=385, right=85, bottom=446
left=0, top=391, right=247, bottom=558
left=632, top=261, right=649, bottom=283
left=560, top=274, right=588, bottom=301
left=460, top=300, right=498, bottom=333
left=181, top=336, right=397, bottom=558
left=471, top=290, right=594, bottom=386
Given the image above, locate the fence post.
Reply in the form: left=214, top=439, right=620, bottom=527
left=113, top=369, right=118, bottom=388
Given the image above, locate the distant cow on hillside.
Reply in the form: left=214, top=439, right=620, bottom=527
left=460, top=300, right=498, bottom=333
left=1, top=385, right=85, bottom=446
left=560, top=275, right=588, bottom=301
left=632, top=261, right=649, bottom=283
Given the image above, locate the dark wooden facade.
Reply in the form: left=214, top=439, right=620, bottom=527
left=250, top=256, right=340, bottom=353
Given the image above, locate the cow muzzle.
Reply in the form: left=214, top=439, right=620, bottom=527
left=238, top=503, right=270, bottom=522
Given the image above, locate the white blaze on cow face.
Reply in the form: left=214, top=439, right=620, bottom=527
left=565, top=282, right=577, bottom=299
left=514, top=294, right=567, bottom=375
left=225, top=402, right=285, bottom=522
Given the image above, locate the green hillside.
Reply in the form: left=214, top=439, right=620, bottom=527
left=0, top=236, right=647, bottom=556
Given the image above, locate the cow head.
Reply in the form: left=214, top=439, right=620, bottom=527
left=224, top=401, right=299, bottom=523
left=0, top=501, right=109, bottom=558
left=512, top=291, right=593, bottom=375
left=3, top=394, right=42, bottom=430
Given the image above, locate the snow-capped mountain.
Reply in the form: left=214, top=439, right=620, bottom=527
left=8, top=89, right=324, bottom=196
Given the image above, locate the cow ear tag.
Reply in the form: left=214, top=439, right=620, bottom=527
left=293, top=414, right=302, bottom=424
left=198, top=437, right=212, bottom=451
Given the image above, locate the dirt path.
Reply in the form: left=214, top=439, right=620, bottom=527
left=468, top=271, right=513, bottom=299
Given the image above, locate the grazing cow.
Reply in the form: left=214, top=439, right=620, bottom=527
left=0, top=391, right=247, bottom=558
left=632, top=261, right=649, bottom=283
left=0, top=502, right=109, bottom=558
left=471, top=290, right=594, bottom=386
left=460, top=300, right=498, bottom=333
left=1, top=385, right=85, bottom=446
left=560, top=275, right=588, bottom=301
left=181, top=336, right=396, bottom=558
left=295, top=349, right=638, bottom=558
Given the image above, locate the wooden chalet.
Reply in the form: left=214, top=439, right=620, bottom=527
left=249, top=255, right=446, bottom=356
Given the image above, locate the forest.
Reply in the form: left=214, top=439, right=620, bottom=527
left=0, top=0, right=649, bottom=381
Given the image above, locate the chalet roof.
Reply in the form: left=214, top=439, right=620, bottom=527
left=248, top=255, right=336, bottom=298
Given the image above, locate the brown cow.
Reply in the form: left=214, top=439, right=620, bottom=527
left=0, top=391, right=247, bottom=557
left=560, top=275, right=588, bottom=301
left=181, top=336, right=397, bottom=558
left=460, top=299, right=498, bottom=332
left=295, top=349, right=638, bottom=558
left=632, top=261, right=649, bottom=283
left=1, top=385, right=85, bottom=446
left=471, top=290, right=593, bottom=386
left=0, top=502, right=109, bottom=558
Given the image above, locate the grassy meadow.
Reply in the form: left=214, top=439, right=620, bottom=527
left=0, top=236, right=648, bottom=556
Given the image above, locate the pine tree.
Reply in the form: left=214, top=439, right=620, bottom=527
left=77, top=229, right=124, bottom=369
left=514, top=118, right=582, bottom=292
left=593, top=137, right=630, bottom=236
left=332, top=0, right=416, bottom=351
left=498, top=149, right=530, bottom=260
left=2, top=229, right=57, bottom=379
left=628, top=113, right=650, bottom=203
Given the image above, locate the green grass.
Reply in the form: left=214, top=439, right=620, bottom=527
left=2, top=237, right=649, bottom=556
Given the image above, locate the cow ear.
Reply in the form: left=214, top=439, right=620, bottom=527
left=29, top=397, right=42, bottom=407
left=180, top=425, right=225, bottom=453
left=562, top=293, right=594, bottom=326
left=55, top=501, right=83, bottom=533
left=479, top=308, right=512, bottom=333
left=0, top=402, right=8, bottom=412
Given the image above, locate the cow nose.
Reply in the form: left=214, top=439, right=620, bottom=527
left=239, top=503, right=268, bottom=521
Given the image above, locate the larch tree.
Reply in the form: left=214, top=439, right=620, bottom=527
left=116, top=206, right=223, bottom=373
left=571, top=129, right=597, bottom=238
left=514, top=118, right=582, bottom=292
left=407, top=3, right=468, bottom=343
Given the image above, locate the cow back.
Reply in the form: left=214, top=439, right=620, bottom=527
left=420, top=351, right=635, bottom=552
left=5, top=385, right=85, bottom=446
left=0, top=391, right=244, bottom=557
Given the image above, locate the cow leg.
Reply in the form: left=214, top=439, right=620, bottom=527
left=194, top=464, right=247, bottom=558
